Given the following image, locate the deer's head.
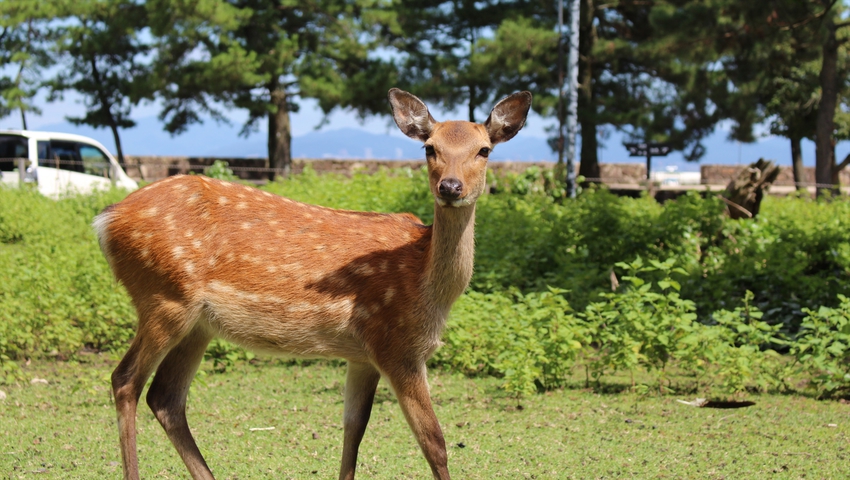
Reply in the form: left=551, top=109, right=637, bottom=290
left=388, top=88, right=532, bottom=208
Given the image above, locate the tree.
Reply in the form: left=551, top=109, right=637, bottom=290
left=473, top=16, right=560, bottom=123
left=146, top=0, right=262, bottom=135
left=651, top=0, right=824, bottom=191
left=48, top=0, right=155, bottom=164
left=574, top=0, right=727, bottom=183
left=765, top=64, right=821, bottom=191
left=0, top=2, right=57, bottom=129
left=384, top=1, right=547, bottom=123
left=153, top=0, right=395, bottom=180
left=812, top=0, right=850, bottom=194
left=653, top=0, right=850, bottom=195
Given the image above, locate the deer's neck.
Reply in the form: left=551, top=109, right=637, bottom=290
left=424, top=203, right=476, bottom=309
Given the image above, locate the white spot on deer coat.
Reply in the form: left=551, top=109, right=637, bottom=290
left=141, top=207, right=159, bottom=218
left=383, top=288, right=395, bottom=305
left=352, top=263, right=375, bottom=276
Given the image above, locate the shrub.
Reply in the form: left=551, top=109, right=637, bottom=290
left=437, top=288, right=588, bottom=397
left=789, top=294, right=850, bottom=397
left=579, top=257, right=699, bottom=387
left=0, top=186, right=134, bottom=380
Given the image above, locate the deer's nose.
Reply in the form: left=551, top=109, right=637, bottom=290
left=438, top=178, right=463, bottom=200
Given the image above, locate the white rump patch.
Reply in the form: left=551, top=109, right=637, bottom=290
left=91, top=210, right=116, bottom=263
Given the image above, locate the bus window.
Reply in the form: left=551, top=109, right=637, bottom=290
left=79, top=144, right=111, bottom=178
left=43, top=141, right=84, bottom=173
left=0, top=135, right=28, bottom=172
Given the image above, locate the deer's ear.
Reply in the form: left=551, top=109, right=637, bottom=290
left=388, top=88, right=436, bottom=142
left=484, top=91, right=532, bottom=145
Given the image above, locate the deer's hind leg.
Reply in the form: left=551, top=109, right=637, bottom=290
left=111, top=301, right=204, bottom=480
left=146, top=323, right=215, bottom=479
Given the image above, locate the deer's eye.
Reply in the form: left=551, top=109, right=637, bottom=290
left=478, top=147, right=491, bottom=157
left=424, top=145, right=435, bottom=156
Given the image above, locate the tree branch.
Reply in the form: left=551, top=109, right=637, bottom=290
left=718, top=195, right=753, bottom=218
left=774, top=0, right=840, bottom=31
left=837, top=152, right=850, bottom=172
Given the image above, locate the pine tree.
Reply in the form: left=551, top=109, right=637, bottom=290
left=811, top=0, right=850, bottom=194
left=152, top=0, right=395, bottom=180
left=653, top=0, right=850, bottom=194
left=385, top=1, right=546, bottom=122
left=47, top=0, right=155, bottom=164
left=0, top=2, right=57, bottom=129
left=574, top=0, right=727, bottom=182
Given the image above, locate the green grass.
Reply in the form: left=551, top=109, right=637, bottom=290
left=1, top=359, right=848, bottom=479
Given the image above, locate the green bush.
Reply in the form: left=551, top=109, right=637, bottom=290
left=436, top=287, right=587, bottom=396
left=579, top=257, right=698, bottom=387
left=790, top=294, right=850, bottom=397
left=693, top=195, right=850, bottom=331
left=0, top=186, right=134, bottom=379
left=203, top=160, right=239, bottom=181
left=263, top=165, right=434, bottom=223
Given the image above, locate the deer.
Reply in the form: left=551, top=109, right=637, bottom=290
left=93, top=88, right=532, bottom=480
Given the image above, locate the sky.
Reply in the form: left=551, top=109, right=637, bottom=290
left=4, top=89, right=848, bottom=174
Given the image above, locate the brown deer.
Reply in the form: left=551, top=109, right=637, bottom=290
left=94, top=88, right=532, bottom=480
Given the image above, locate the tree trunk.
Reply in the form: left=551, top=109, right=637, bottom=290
left=577, top=0, right=599, bottom=183
left=468, top=84, right=476, bottom=123
left=268, top=87, right=292, bottom=181
left=109, top=122, right=126, bottom=166
left=89, top=56, right=125, bottom=165
left=16, top=63, right=27, bottom=130
left=815, top=18, right=839, bottom=197
left=790, top=136, right=804, bottom=191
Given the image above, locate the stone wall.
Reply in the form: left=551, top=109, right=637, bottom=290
left=700, top=164, right=850, bottom=187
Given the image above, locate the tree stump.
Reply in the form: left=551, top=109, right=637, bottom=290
left=721, top=158, right=780, bottom=219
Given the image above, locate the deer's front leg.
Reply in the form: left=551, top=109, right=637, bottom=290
left=386, top=365, right=450, bottom=480
left=339, top=361, right=381, bottom=480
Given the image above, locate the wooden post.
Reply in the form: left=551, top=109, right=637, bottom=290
left=17, top=158, right=26, bottom=185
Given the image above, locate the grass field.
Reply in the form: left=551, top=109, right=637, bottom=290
left=1, top=358, right=848, bottom=479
